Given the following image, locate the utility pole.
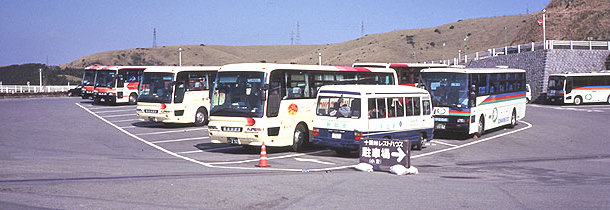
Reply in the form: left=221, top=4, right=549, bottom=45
left=290, top=31, right=294, bottom=45
left=542, top=9, right=547, bottom=49
left=38, top=68, right=43, bottom=87
left=442, top=42, right=446, bottom=61
left=504, top=26, right=508, bottom=47
left=178, top=48, right=183, bottom=66
left=153, top=28, right=157, bottom=48
left=361, top=21, right=365, bottom=37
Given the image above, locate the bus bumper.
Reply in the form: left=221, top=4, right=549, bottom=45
left=434, top=121, right=470, bottom=133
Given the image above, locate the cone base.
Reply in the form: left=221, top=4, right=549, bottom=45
left=255, top=164, right=271, bottom=167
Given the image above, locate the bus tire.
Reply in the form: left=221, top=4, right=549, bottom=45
left=93, top=98, right=101, bottom=104
left=194, top=107, right=208, bottom=126
left=128, top=93, right=138, bottom=105
left=292, top=123, right=309, bottom=152
left=475, top=115, right=485, bottom=138
left=509, top=109, right=517, bottom=128
left=413, top=133, right=424, bottom=150
left=574, top=96, right=583, bottom=105
left=607, top=95, right=610, bottom=104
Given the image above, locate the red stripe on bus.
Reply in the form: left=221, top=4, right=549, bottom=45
left=335, top=66, right=371, bottom=72
left=127, top=82, right=139, bottom=90
left=389, top=64, right=408, bottom=67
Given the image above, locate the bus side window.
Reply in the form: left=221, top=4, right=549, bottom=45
left=413, top=97, right=421, bottom=116
left=396, top=97, right=404, bottom=117
left=387, top=98, right=396, bottom=118
left=368, top=98, right=378, bottom=119
left=405, top=97, right=414, bottom=116
left=376, top=98, right=386, bottom=118
left=351, top=98, right=361, bottom=118
left=423, top=100, right=431, bottom=115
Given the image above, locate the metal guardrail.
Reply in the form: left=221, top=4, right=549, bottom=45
left=0, top=85, right=77, bottom=94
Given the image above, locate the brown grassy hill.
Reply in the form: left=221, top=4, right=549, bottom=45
left=61, top=0, right=609, bottom=68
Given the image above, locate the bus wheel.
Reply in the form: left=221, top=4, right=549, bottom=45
left=128, top=93, right=138, bottom=105
left=509, top=109, right=517, bottom=128
left=413, top=134, right=424, bottom=150
left=607, top=95, right=610, bottom=104
left=194, top=107, right=208, bottom=126
left=292, top=124, right=308, bottom=152
left=574, top=96, right=583, bottom=105
left=93, top=98, right=101, bottom=104
left=475, top=116, right=485, bottom=138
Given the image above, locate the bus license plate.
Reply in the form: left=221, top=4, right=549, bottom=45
left=436, top=123, right=446, bottom=130
left=227, top=137, right=239, bottom=144
left=332, top=133, right=341, bottom=139
left=434, top=117, right=449, bottom=122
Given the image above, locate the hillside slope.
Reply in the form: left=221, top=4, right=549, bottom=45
left=61, top=0, right=609, bottom=68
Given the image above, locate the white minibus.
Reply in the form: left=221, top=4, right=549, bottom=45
left=312, top=85, right=434, bottom=155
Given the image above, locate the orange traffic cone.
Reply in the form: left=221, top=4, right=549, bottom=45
left=255, top=141, right=271, bottom=167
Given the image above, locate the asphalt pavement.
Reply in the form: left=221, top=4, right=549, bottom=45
left=0, top=97, right=608, bottom=209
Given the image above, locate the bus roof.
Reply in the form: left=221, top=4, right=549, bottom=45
left=143, top=66, right=220, bottom=73
left=352, top=62, right=448, bottom=68
left=218, top=63, right=395, bottom=73
left=549, top=72, right=610, bottom=77
left=318, top=85, right=429, bottom=96
left=420, top=67, right=525, bottom=74
left=85, top=65, right=152, bottom=70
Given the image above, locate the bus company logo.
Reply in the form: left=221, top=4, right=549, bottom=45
left=288, top=104, right=298, bottom=116
left=491, top=107, right=499, bottom=123
left=585, top=94, right=593, bottom=100
left=434, top=107, right=448, bottom=115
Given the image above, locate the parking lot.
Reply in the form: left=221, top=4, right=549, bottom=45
left=1, top=97, right=609, bottom=209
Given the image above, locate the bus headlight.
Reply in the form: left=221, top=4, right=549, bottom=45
left=457, top=118, right=469, bottom=123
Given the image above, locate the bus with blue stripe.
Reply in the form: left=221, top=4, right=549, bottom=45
left=547, top=72, right=610, bottom=105
left=420, top=67, right=527, bottom=137
left=312, top=85, right=434, bottom=155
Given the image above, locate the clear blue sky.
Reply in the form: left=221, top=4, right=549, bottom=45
left=0, top=0, right=549, bottom=66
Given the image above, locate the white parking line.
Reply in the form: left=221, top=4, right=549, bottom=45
left=412, top=121, right=533, bottom=159
left=208, top=150, right=329, bottom=165
left=112, top=119, right=141, bottom=123
left=119, top=126, right=136, bottom=129
left=177, top=150, right=203, bottom=154
left=135, top=128, right=207, bottom=136
left=151, top=137, right=210, bottom=144
left=100, top=114, right=136, bottom=118
left=87, top=106, right=135, bottom=110
left=430, top=140, right=458, bottom=147
left=95, top=109, right=135, bottom=114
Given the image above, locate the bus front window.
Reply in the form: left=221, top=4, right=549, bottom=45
left=95, top=71, right=117, bottom=88
left=548, top=76, right=565, bottom=91
left=210, top=72, right=265, bottom=117
left=421, top=72, right=469, bottom=108
left=82, top=70, right=95, bottom=86
left=138, top=73, right=174, bottom=103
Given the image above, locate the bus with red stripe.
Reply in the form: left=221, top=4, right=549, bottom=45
left=92, top=66, right=148, bottom=105
left=81, top=66, right=98, bottom=100
left=353, top=63, right=447, bottom=86
left=208, top=63, right=397, bottom=152
left=547, top=72, right=610, bottom=105
left=420, top=67, right=527, bottom=137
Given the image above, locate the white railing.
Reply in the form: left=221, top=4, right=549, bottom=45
left=424, top=40, right=610, bottom=65
left=0, top=85, right=77, bottom=94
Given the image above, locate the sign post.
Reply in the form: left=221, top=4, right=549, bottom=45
left=359, top=138, right=411, bottom=171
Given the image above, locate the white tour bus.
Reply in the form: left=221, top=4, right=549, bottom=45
left=547, top=72, right=610, bottom=105
left=93, top=66, right=147, bottom=105
left=353, top=62, right=447, bottom=86
left=208, top=63, right=397, bottom=151
left=312, top=85, right=434, bottom=155
left=420, top=67, right=527, bottom=137
left=136, top=66, right=219, bottom=126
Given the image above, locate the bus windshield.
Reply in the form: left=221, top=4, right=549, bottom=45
left=138, top=72, right=174, bottom=103
left=421, top=72, right=469, bottom=107
left=548, top=76, right=565, bottom=90
left=95, top=71, right=117, bottom=88
left=82, top=70, right=96, bottom=86
left=210, top=71, right=265, bottom=117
